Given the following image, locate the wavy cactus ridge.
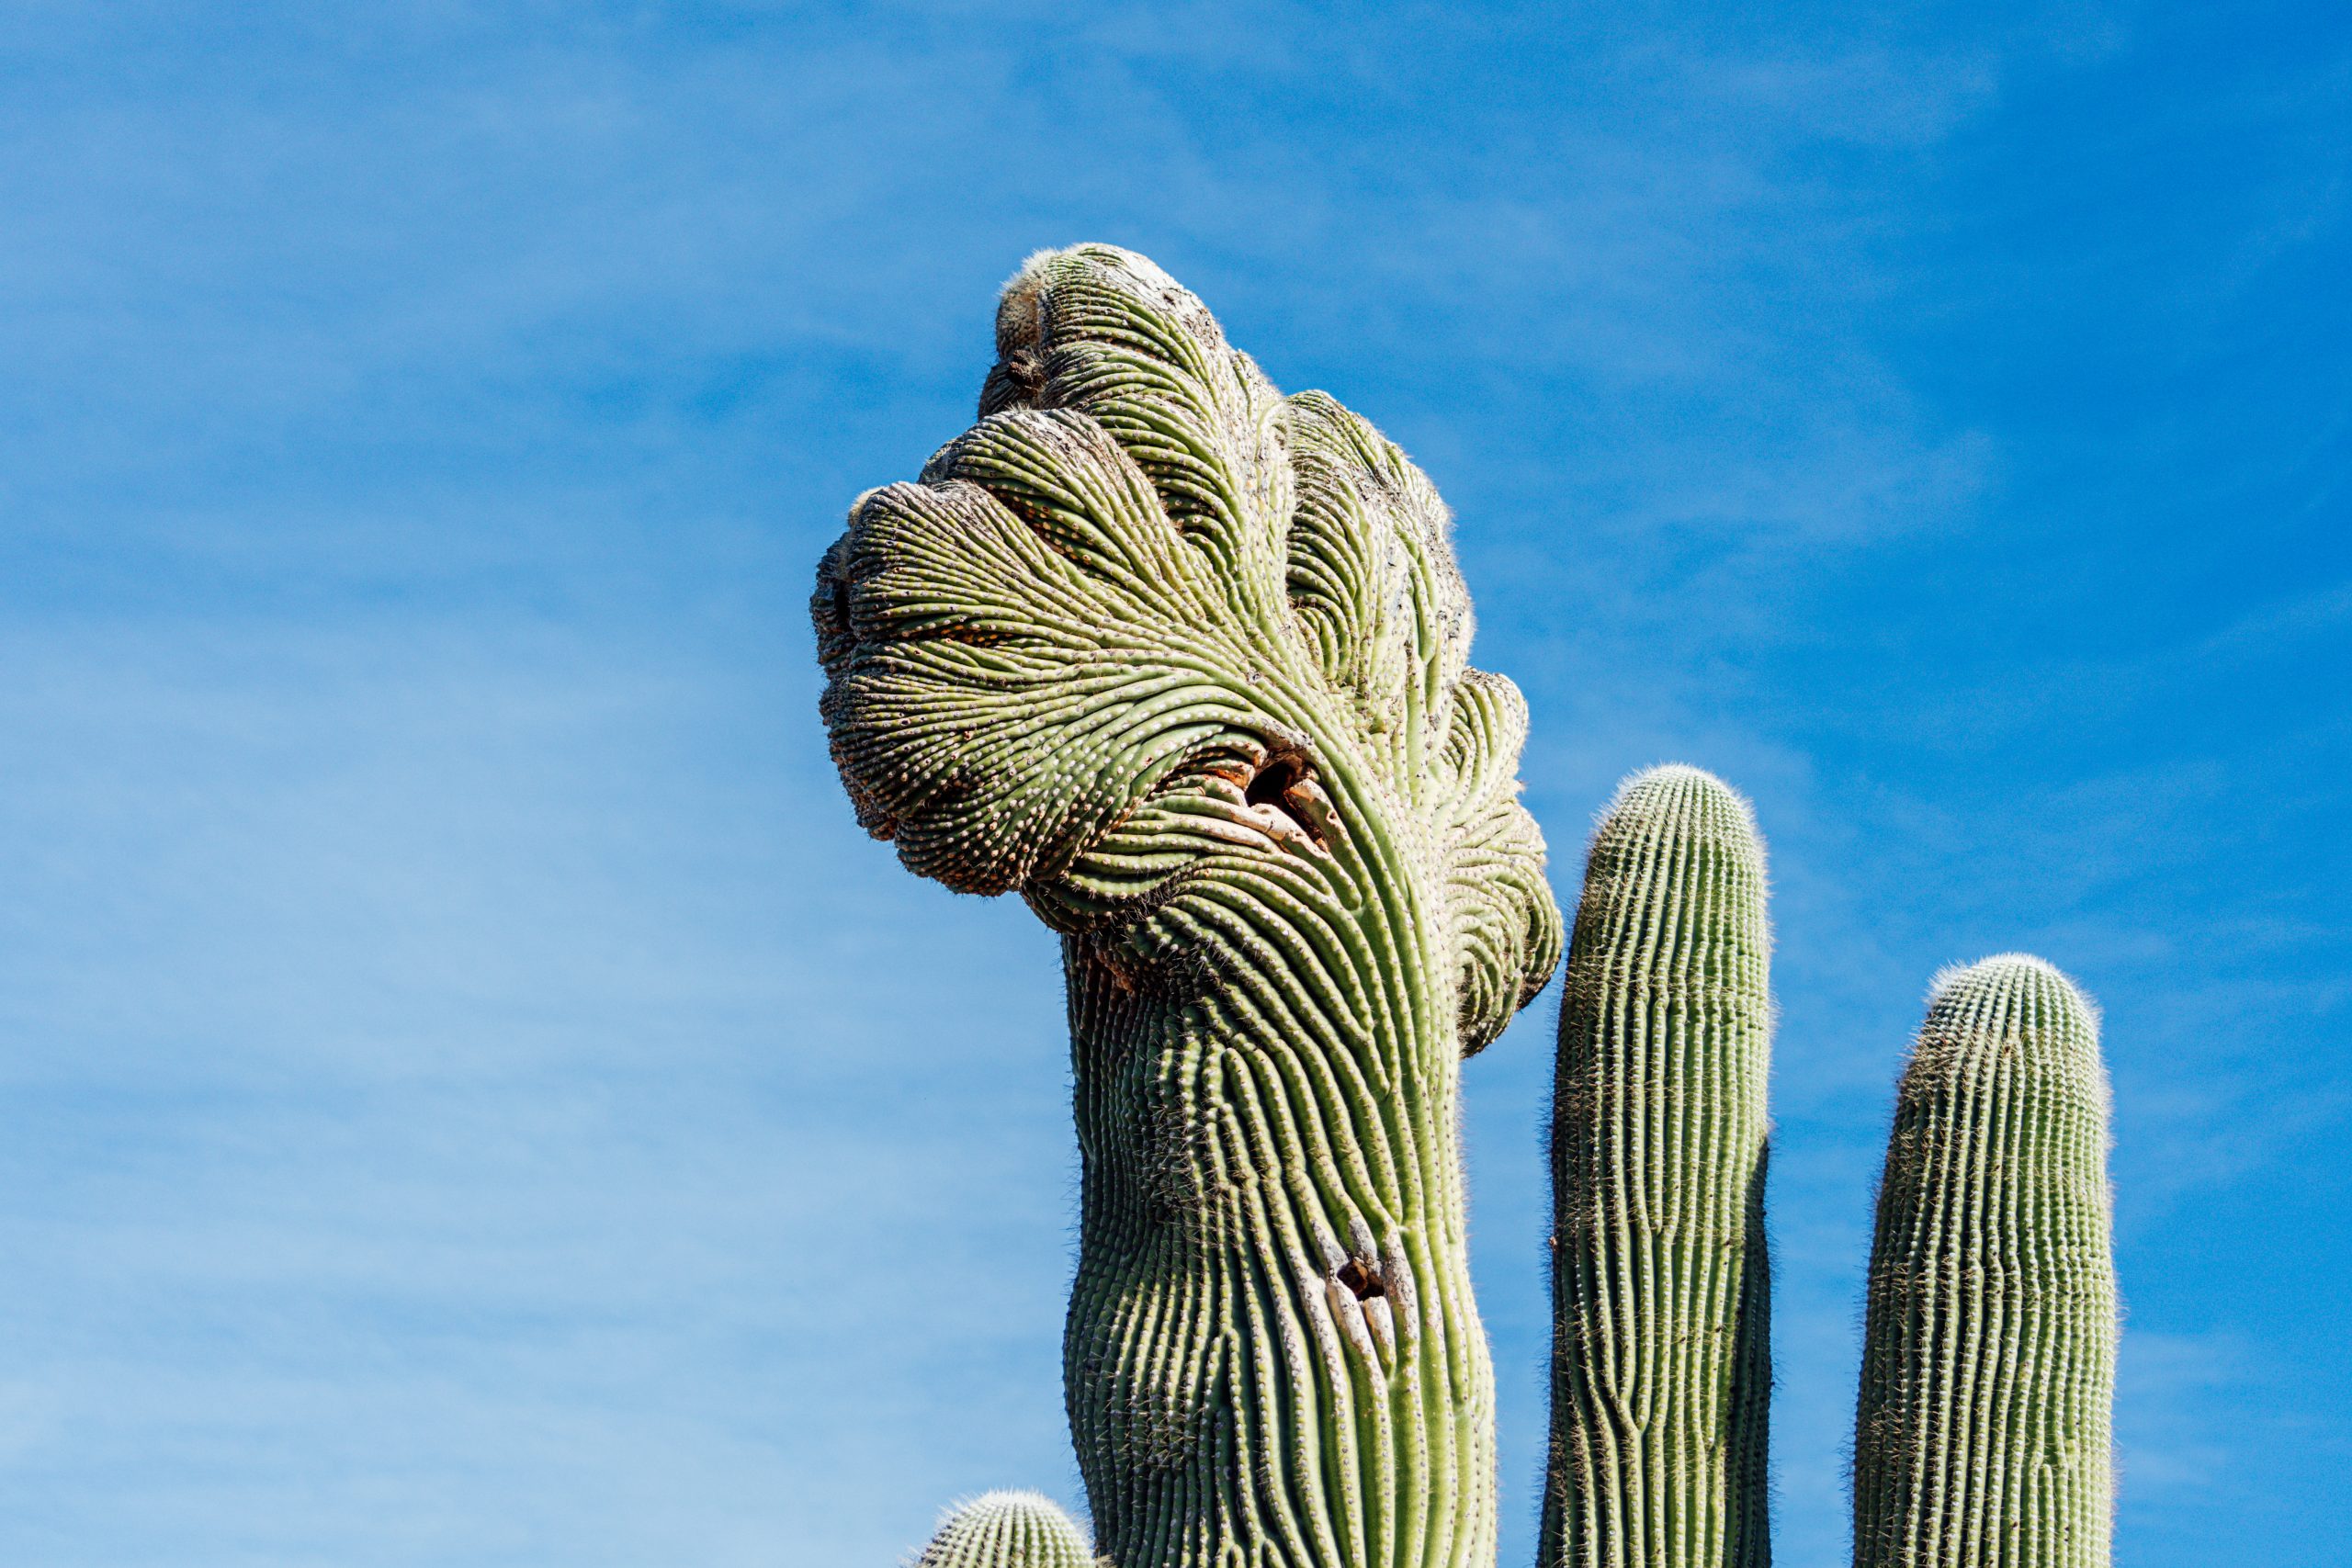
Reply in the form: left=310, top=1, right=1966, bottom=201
left=1543, top=763, right=1774, bottom=1568
left=815, top=243, right=1563, bottom=1567
left=912, top=1492, right=1095, bottom=1568
left=1852, top=953, right=2117, bottom=1568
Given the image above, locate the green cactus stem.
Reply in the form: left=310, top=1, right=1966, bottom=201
left=1542, top=765, right=1775, bottom=1568
left=815, top=245, right=1562, bottom=1567
left=1851, top=955, right=2117, bottom=1568
left=912, top=1492, right=1094, bottom=1568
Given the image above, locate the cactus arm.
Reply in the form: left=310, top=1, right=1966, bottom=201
left=814, top=246, right=1562, bottom=1568
left=1542, top=765, right=1775, bottom=1568
left=1850, top=955, right=2117, bottom=1568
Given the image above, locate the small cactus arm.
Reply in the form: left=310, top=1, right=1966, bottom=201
left=1542, top=766, right=1774, bottom=1568
left=814, top=246, right=1562, bottom=1567
left=913, top=1493, right=1095, bottom=1568
left=1850, top=955, right=2117, bottom=1568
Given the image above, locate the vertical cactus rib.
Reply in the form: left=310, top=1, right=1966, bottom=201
left=1851, top=955, right=2116, bottom=1568
left=913, top=1491, right=1096, bottom=1568
left=1543, top=765, right=1775, bottom=1568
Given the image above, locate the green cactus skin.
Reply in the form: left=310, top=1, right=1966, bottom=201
left=1542, top=765, right=1774, bottom=1568
left=911, top=1492, right=1096, bottom=1568
left=814, top=246, right=1562, bottom=1567
left=1851, top=955, right=2116, bottom=1568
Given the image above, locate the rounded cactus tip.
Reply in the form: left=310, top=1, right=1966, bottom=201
left=1600, top=761, right=1758, bottom=823
left=1912, top=952, right=2109, bottom=1119
left=1927, top=951, right=2100, bottom=1022
left=1592, top=763, right=1766, bottom=871
left=912, top=1489, right=1092, bottom=1568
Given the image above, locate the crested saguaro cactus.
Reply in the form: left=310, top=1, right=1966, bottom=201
left=816, top=247, right=2121, bottom=1568
left=1851, top=957, right=2117, bottom=1568
left=815, top=245, right=1562, bottom=1567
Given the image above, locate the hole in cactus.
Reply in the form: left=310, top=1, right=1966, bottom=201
left=830, top=574, right=854, bottom=636
left=1246, top=750, right=1325, bottom=846
left=1336, top=1255, right=1385, bottom=1301
left=1243, top=751, right=1305, bottom=810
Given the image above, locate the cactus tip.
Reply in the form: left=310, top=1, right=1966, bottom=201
left=1926, top=951, right=2101, bottom=1027
left=1600, top=761, right=1759, bottom=829
left=913, top=1490, right=1092, bottom=1568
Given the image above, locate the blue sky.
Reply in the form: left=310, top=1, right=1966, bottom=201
left=1, top=3, right=2345, bottom=1563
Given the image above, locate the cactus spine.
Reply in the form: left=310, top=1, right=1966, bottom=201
left=1851, top=956, right=2117, bottom=1568
left=1544, top=765, right=1774, bottom=1568
left=911, top=1492, right=1096, bottom=1568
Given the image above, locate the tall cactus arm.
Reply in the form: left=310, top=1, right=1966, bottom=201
left=1543, top=765, right=1775, bottom=1568
left=1851, top=955, right=2117, bottom=1568
left=814, top=245, right=1563, bottom=1568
